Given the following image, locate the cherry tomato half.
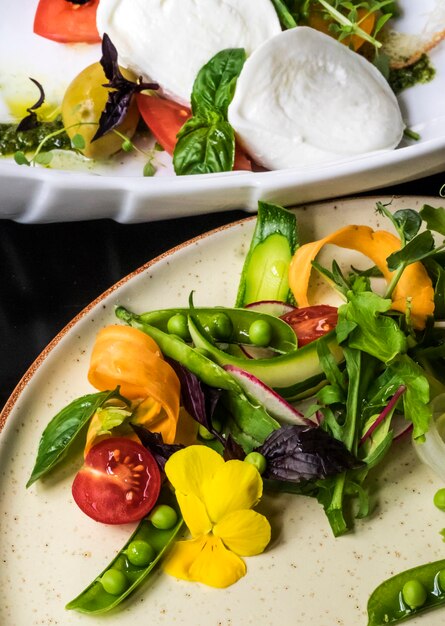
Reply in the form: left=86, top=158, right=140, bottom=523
left=72, top=437, right=161, bottom=525
left=34, top=0, right=101, bottom=44
left=280, top=305, right=338, bottom=347
left=136, top=93, right=252, bottom=170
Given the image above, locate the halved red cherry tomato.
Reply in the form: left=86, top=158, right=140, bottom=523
left=280, top=305, right=338, bottom=347
left=72, top=437, right=161, bottom=525
left=136, top=93, right=252, bottom=170
left=34, top=0, right=101, bottom=44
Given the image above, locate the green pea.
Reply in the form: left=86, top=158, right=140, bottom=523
left=126, top=540, right=155, bottom=567
left=198, top=424, right=216, bottom=440
left=248, top=319, right=272, bottom=347
left=211, top=313, right=233, bottom=340
left=150, top=504, right=178, bottom=530
left=101, top=569, right=128, bottom=595
left=167, top=313, right=191, bottom=341
left=244, top=451, right=267, bottom=475
left=434, top=488, right=445, bottom=511
left=402, top=579, right=427, bottom=609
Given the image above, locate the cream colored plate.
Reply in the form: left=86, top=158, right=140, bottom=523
left=1, top=196, right=444, bottom=626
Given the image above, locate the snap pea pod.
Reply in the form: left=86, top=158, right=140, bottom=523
left=66, top=489, right=183, bottom=614
left=367, top=558, right=445, bottom=625
left=138, top=306, right=298, bottom=354
left=116, top=306, right=241, bottom=393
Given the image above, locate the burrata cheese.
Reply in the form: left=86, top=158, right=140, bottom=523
left=96, top=0, right=281, bottom=105
left=228, top=27, right=405, bottom=170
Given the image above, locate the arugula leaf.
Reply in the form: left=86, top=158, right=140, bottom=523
left=336, top=291, right=407, bottom=363
left=173, top=48, right=245, bottom=175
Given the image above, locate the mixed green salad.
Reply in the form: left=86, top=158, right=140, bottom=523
left=26, top=199, right=445, bottom=623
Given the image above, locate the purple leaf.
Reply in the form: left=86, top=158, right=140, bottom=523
left=131, top=424, right=183, bottom=471
left=92, top=33, right=159, bottom=142
left=223, top=435, right=245, bottom=461
left=167, top=359, right=224, bottom=443
left=17, top=78, right=45, bottom=132
left=258, top=425, right=362, bottom=483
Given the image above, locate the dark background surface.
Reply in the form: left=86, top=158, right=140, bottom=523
left=1, top=171, right=444, bottom=411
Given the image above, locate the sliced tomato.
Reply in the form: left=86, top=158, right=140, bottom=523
left=72, top=437, right=161, bottom=524
left=136, top=93, right=191, bottom=155
left=136, top=93, right=252, bottom=170
left=34, top=0, right=101, bottom=44
left=280, top=305, right=338, bottom=347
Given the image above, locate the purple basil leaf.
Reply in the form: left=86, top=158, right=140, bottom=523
left=93, top=89, right=134, bottom=141
left=223, top=435, right=245, bottom=461
left=16, top=112, right=39, bottom=133
left=131, top=424, right=183, bottom=470
left=93, top=33, right=158, bottom=142
left=17, top=78, right=45, bottom=132
left=258, top=425, right=363, bottom=483
left=167, top=359, right=224, bottom=442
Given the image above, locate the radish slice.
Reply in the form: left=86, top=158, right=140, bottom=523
left=240, top=344, right=277, bottom=360
left=224, top=364, right=314, bottom=426
left=245, top=300, right=296, bottom=317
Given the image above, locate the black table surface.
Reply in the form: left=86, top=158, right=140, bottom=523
left=1, top=171, right=444, bottom=412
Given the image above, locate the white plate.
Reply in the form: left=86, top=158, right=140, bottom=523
left=1, top=2, right=445, bottom=222
left=1, top=195, right=445, bottom=626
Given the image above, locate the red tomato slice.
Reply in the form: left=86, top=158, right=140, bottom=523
left=136, top=93, right=191, bottom=156
left=280, top=305, right=338, bottom=347
left=34, top=0, right=101, bottom=44
left=136, top=93, right=252, bottom=170
left=72, top=437, right=161, bottom=524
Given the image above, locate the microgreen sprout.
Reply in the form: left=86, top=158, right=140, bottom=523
left=316, top=0, right=395, bottom=50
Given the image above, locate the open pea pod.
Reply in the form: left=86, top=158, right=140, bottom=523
left=139, top=306, right=298, bottom=354
left=367, top=558, right=445, bottom=625
left=66, top=489, right=183, bottom=614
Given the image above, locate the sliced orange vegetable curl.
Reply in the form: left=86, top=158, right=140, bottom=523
left=88, top=325, right=181, bottom=444
left=289, top=225, right=435, bottom=330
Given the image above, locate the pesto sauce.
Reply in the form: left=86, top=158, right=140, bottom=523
left=389, top=54, right=436, bottom=95
left=0, top=117, right=71, bottom=155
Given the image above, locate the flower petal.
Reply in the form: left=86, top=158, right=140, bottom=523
left=165, top=445, right=224, bottom=500
left=176, top=491, right=212, bottom=537
left=214, top=509, right=271, bottom=556
left=204, top=460, right=263, bottom=522
left=164, top=534, right=246, bottom=588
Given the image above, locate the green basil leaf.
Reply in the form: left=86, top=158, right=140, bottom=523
left=173, top=119, right=235, bottom=175
left=191, top=48, right=246, bottom=118
left=27, top=389, right=123, bottom=487
left=386, top=230, right=435, bottom=270
left=420, top=204, right=445, bottom=236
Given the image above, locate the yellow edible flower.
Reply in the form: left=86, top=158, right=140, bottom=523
left=163, top=445, right=271, bottom=588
